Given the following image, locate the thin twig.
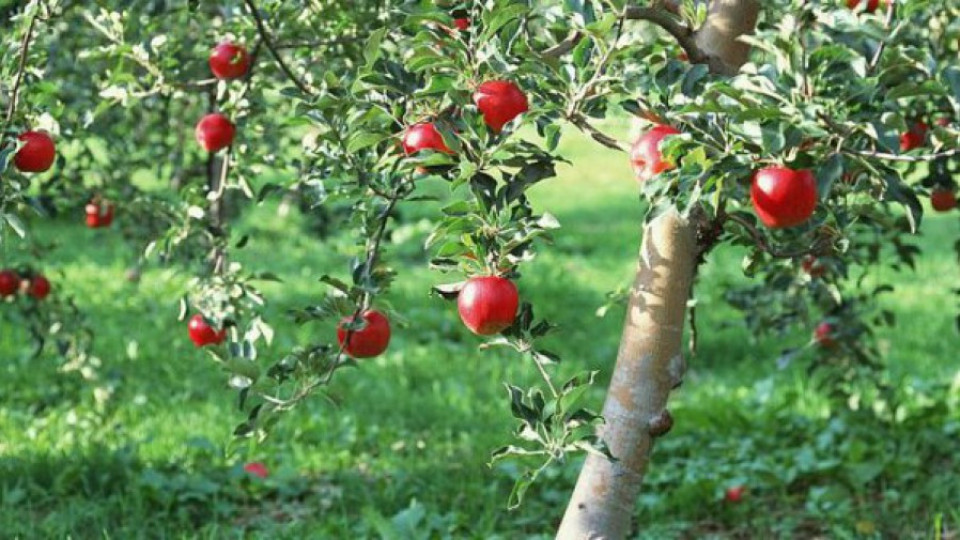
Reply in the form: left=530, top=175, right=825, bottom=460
left=565, top=16, right=625, bottom=118
left=243, top=0, right=316, bottom=97
left=725, top=213, right=828, bottom=259
left=798, top=1, right=812, bottom=98
left=868, top=1, right=898, bottom=73
left=568, top=114, right=626, bottom=152
left=819, top=112, right=960, bottom=163
left=542, top=31, right=584, bottom=60
left=2, top=12, right=39, bottom=133
left=274, top=35, right=366, bottom=51
left=532, top=355, right=560, bottom=399
left=81, top=12, right=164, bottom=80
left=846, top=147, right=960, bottom=163
left=543, top=6, right=698, bottom=62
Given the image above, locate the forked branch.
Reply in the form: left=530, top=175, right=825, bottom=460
left=243, top=0, right=316, bottom=97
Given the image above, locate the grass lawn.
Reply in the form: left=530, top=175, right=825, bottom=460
left=1, top=122, right=958, bottom=538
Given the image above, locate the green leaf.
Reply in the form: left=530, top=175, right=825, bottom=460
left=363, top=27, right=388, bottom=67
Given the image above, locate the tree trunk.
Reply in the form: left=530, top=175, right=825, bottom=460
left=556, top=209, right=697, bottom=539
left=556, top=3, right=761, bottom=538
left=695, top=0, right=760, bottom=75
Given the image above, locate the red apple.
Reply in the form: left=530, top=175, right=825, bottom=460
left=195, top=113, right=235, bottom=152
left=847, top=0, right=886, bottom=12
left=453, top=17, right=470, bottom=31
left=630, top=125, right=681, bottom=182
left=28, top=274, right=51, bottom=300
left=931, top=188, right=957, bottom=212
left=188, top=314, right=227, bottom=347
left=102, top=204, right=115, bottom=227
left=814, top=321, right=836, bottom=348
left=337, top=309, right=391, bottom=358
left=0, top=269, right=18, bottom=297
left=401, top=122, right=455, bottom=156
left=13, top=131, right=56, bottom=173
left=457, top=276, right=519, bottom=336
left=750, top=167, right=818, bottom=228
left=209, top=42, right=250, bottom=80
left=725, top=486, right=745, bottom=503
left=473, top=80, right=529, bottom=132
left=900, top=122, right=928, bottom=152
left=85, top=201, right=115, bottom=229
left=801, top=255, right=826, bottom=278
left=243, top=462, right=269, bottom=479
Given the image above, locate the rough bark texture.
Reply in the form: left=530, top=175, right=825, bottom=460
left=556, top=210, right=697, bottom=540
left=556, top=3, right=761, bottom=538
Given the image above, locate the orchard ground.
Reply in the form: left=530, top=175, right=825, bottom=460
left=1, top=122, right=957, bottom=538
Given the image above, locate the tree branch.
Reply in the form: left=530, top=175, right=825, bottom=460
left=725, top=213, right=829, bottom=259
left=543, top=7, right=697, bottom=62
left=868, top=1, right=898, bottom=73
left=243, top=0, right=316, bottom=97
left=623, top=6, right=699, bottom=62
left=2, top=12, right=39, bottom=134
left=846, top=147, right=960, bottom=163
left=568, top=114, right=626, bottom=152
left=542, top=31, right=584, bottom=60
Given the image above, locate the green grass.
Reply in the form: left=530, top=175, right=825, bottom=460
left=1, top=123, right=959, bottom=538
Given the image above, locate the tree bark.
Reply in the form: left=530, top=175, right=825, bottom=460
left=695, top=0, right=761, bottom=75
left=556, top=209, right=697, bottom=540
left=556, top=2, right=761, bottom=538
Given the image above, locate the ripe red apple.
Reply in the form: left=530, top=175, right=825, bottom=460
left=13, top=131, right=56, bottom=173
left=0, top=269, right=18, bottom=297
left=243, top=462, right=268, bottom=479
left=85, top=201, right=115, bottom=229
left=801, top=255, right=826, bottom=278
left=750, top=167, right=818, bottom=228
left=931, top=188, right=957, bottom=212
left=900, top=122, right=928, bottom=152
left=847, top=0, right=886, bottom=12
left=195, top=113, right=236, bottom=152
left=28, top=274, right=51, bottom=300
left=814, top=321, right=836, bottom=348
left=401, top=122, right=455, bottom=155
left=188, top=314, right=227, bottom=347
left=457, top=276, right=519, bottom=336
left=630, top=125, right=681, bottom=182
left=473, top=80, right=529, bottom=132
left=725, top=486, right=745, bottom=503
left=453, top=17, right=470, bottom=31
left=209, top=42, right=250, bottom=80
left=337, top=309, right=391, bottom=358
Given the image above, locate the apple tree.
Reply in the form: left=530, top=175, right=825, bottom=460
left=2, top=0, right=960, bottom=538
